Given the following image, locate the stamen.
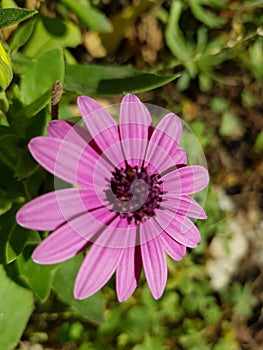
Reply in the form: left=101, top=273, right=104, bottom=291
left=105, top=163, right=163, bottom=225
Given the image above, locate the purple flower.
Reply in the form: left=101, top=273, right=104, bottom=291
left=16, top=94, right=209, bottom=301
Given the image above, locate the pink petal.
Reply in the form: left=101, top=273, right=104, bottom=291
left=116, top=246, right=142, bottom=301
left=140, top=235, right=167, bottom=299
left=159, top=232, right=186, bottom=261
left=155, top=209, right=201, bottom=248
left=162, top=165, right=209, bottom=195
left=29, top=137, right=111, bottom=187
left=119, top=137, right=149, bottom=167
left=47, top=120, right=72, bottom=139
left=93, top=216, right=138, bottom=249
left=144, top=140, right=187, bottom=174
left=77, top=96, right=123, bottom=165
left=155, top=112, right=183, bottom=144
left=161, top=194, right=207, bottom=219
left=47, top=120, right=92, bottom=145
left=16, top=189, right=102, bottom=231
left=58, top=207, right=117, bottom=242
left=74, top=244, right=123, bottom=299
left=119, top=94, right=152, bottom=166
left=32, top=227, right=88, bottom=264
left=139, top=217, right=163, bottom=245
left=145, top=113, right=186, bottom=172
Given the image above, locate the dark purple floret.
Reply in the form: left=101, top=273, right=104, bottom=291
left=105, top=163, right=163, bottom=225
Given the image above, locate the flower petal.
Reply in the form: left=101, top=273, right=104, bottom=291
left=32, top=227, right=88, bottom=264
left=93, top=216, right=138, bottom=249
left=145, top=140, right=187, bottom=174
left=162, top=194, right=207, bottom=219
left=29, top=137, right=111, bottom=187
left=32, top=206, right=116, bottom=265
left=140, top=235, right=167, bottom=299
left=47, top=120, right=92, bottom=144
left=77, top=96, right=123, bottom=165
left=119, top=94, right=152, bottom=166
left=139, top=217, right=163, bottom=245
left=60, top=207, right=117, bottom=242
left=145, top=113, right=186, bottom=172
left=16, top=188, right=102, bottom=231
left=155, top=209, right=201, bottom=248
left=116, top=246, right=142, bottom=301
left=74, top=244, right=123, bottom=299
left=159, top=232, right=186, bottom=261
left=162, top=165, right=209, bottom=195
left=155, top=112, right=183, bottom=144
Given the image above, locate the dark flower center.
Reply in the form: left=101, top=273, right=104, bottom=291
left=105, top=163, right=163, bottom=225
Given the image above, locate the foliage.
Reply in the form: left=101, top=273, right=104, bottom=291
left=0, top=0, right=261, bottom=349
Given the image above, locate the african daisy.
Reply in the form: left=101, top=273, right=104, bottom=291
left=16, top=94, right=209, bottom=301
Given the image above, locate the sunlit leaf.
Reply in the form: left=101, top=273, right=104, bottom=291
left=165, top=1, right=196, bottom=77
left=61, top=0, right=112, bottom=33
left=22, top=15, right=82, bottom=56
left=0, top=264, right=34, bottom=350
left=10, top=17, right=36, bottom=53
left=17, top=245, right=56, bottom=301
left=189, top=0, right=226, bottom=28
left=0, top=8, right=38, bottom=30
left=0, top=42, right=13, bottom=92
left=16, top=91, right=51, bottom=119
left=64, top=64, right=180, bottom=96
left=20, top=48, right=64, bottom=105
left=52, top=255, right=105, bottom=324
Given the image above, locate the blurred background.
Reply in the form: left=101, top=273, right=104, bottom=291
left=0, top=0, right=262, bottom=349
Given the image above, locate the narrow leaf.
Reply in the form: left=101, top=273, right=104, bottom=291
left=0, top=42, right=13, bottom=91
left=165, top=1, right=196, bottom=76
left=64, top=64, right=180, bottom=96
left=0, top=8, right=38, bottom=30
left=61, top=0, right=112, bottom=33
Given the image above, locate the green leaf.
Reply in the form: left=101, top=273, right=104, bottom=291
left=17, top=245, right=56, bottom=301
left=0, top=8, right=38, bottom=30
left=16, top=90, right=51, bottom=119
left=0, top=192, right=12, bottom=215
left=10, top=17, right=36, bottom=53
left=0, top=163, right=25, bottom=201
left=64, top=64, right=180, bottom=96
left=0, top=264, right=34, bottom=350
left=229, top=0, right=263, bottom=10
left=230, top=283, right=258, bottom=319
left=6, top=224, right=36, bottom=263
left=23, top=15, right=82, bottom=57
left=25, top=108, right=48, bottom=139
left=0, top=130, right=19, bottom=169
left=14, top=147, right=39, bottom=181
left=0, top=42, right=13, bottom=92
left=0, top=199, right=41, bottom=264
left=219, top=111, right=242, bottom=137
left=7, top=91, right=50, bottom=139
left=165, top=1, right=196, bottom=77
left=189, top=0, right=226, bottom=28
left=0, top=207, right=34, bottom=263
left=254, top=131, right=263, bottom=152
left=52, top=254, right=105, bottom=324
left=20, top=48, right=64, bottom=105
left=61, top=0, right=112, bottom=33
